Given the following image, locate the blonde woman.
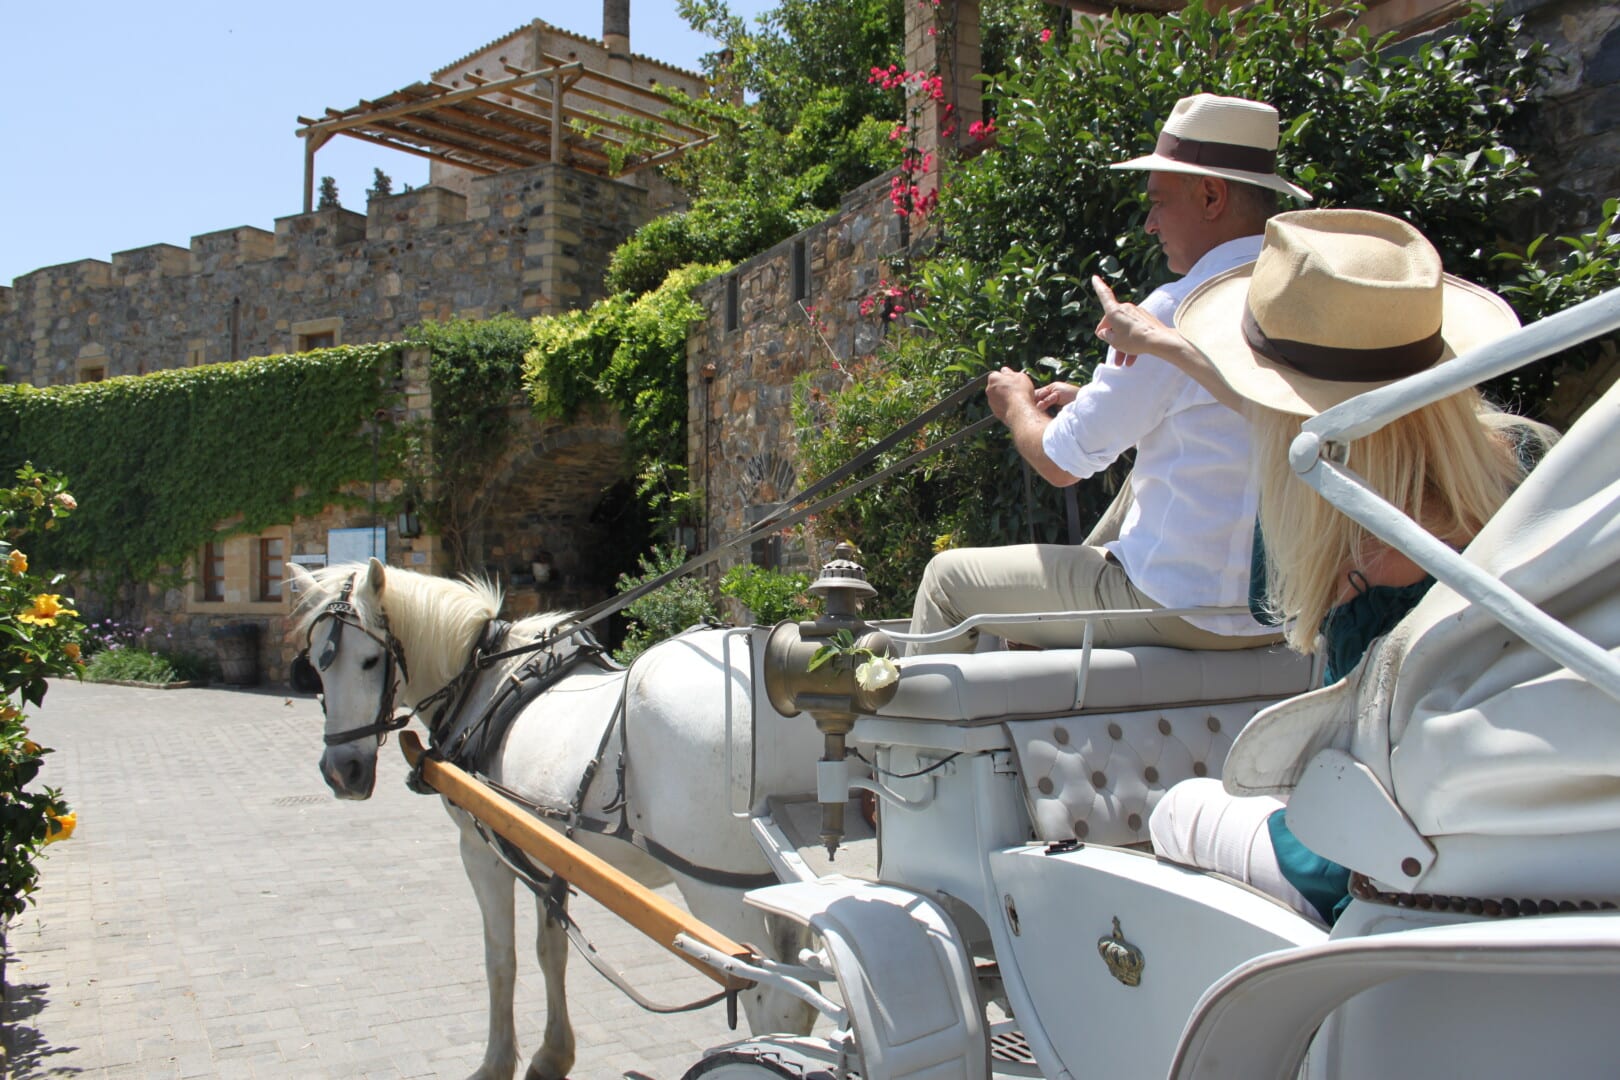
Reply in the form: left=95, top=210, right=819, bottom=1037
left=1093, top=209, right=1552, bottom=923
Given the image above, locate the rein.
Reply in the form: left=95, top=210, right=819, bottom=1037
left=477, top=372, right=997, bottom=668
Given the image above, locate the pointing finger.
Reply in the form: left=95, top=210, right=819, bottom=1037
left=1091, top=275, right=1120, bottom=312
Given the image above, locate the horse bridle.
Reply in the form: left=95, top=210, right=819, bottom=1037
left=296, top=575, right=413, bottom=747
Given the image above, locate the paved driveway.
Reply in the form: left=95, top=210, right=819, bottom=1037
left=3, top=680, right=744, bottom=1078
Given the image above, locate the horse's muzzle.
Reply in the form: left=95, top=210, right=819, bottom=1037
left=320, top=744, right=377, bottom=800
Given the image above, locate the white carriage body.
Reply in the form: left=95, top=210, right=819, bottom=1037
left=684, top=289, right=1620, bottom=1080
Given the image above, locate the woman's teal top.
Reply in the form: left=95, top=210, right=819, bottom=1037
left=1267, top=575, right=1434, bottom=924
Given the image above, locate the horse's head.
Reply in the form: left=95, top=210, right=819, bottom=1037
left=290, top=558, right=408, bottom=800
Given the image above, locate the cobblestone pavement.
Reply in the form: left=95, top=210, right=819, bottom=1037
left=3, top=680, right=750, bottom=1079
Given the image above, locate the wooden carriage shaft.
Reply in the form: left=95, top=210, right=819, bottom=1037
left=398, top=732, right=756, bottom=991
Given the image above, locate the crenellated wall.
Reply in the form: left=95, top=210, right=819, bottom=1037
left=0, top=161, right=654, bottom=386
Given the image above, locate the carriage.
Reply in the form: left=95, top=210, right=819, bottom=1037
left=299, top=286, right=1620, bottom=1080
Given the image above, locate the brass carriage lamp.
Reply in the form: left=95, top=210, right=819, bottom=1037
left=763, top=542, right=898, bottom=859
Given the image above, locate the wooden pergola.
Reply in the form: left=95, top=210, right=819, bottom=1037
left=295, top=58, right=714, bottom=211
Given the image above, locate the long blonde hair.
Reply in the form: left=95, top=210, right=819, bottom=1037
left=1252, top=392, right=1545, bottom=652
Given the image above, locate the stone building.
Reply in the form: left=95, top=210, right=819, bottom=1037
left=0, top=13, right=711, bottom=682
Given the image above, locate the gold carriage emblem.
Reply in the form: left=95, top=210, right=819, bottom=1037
left=1097, top=916, right=1145, bottom=987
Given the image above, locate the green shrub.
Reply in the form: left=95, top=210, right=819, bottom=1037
left=718, top=563, right=815, bottom=624
left=605, top=198, right=827, bottom=297
left=611, top=545, right=720, bottom=665
left=82, top=647, right=193, bottom=685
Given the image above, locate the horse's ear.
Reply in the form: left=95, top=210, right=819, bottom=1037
left=365, top=557, right=387, bottom=597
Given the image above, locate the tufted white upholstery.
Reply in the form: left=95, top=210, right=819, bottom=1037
left=881, top=643, right=1313, bottom=846
left=1008, top=700, right=1281, bottom=846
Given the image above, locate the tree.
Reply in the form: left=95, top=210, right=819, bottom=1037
left=604, top=0, right=908, bottom=296
left=317, top=176, right=341, bottom=210
left=367, top=168, right=394, bottom=200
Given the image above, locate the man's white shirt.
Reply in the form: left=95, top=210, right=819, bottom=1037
left=1042, top=235, right=1271, bottom=635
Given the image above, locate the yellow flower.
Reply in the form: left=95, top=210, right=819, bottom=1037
left=45, top=811, right=76, bottom=844
left=0, top=704, right=18, bottom=722
left=6, top=549, right=25, bottom=574
left=17, top=593, right=76, bottom=627
left=21, top=739, right=40, bottom=755
left=63, top=642, right=81, bottom=660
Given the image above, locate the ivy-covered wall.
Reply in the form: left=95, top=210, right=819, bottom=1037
left=0, top=344, right=438, bottom=682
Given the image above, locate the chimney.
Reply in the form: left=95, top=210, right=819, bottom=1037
left=603, top=0, right=630, bottom=59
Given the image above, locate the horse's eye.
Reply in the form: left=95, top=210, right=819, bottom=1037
left=361, top=656, right=380, bottom=671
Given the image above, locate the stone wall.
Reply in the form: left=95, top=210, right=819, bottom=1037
left=686, top=171, right=909, bottom=579
left=463, top=405, right=631, bottom=620
left=0, top=162, right=652, bottom=386
left=1511, top=0, right=1620, bottom=229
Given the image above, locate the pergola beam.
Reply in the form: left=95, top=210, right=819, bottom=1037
left=295, top=62, right=586, bottom=138
left=368, top=113, right=552, bottom=168
left=464, top=71, right=683, bottom=150
left=296, top=49, right=714, bottom=200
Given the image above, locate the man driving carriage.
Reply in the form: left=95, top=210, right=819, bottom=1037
left=906, top=94, right=1310, bottom=655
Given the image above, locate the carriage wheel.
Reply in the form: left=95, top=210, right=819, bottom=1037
left=679, top=1045, right=837, bottom=1080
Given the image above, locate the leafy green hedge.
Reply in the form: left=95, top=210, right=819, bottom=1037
left=0, top=346, right=402, bottom=589
left=524, top=263, right=729, bottom=475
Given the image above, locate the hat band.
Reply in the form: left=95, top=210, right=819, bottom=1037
left=1242, top=304, right=1445, bottom=383
left=1155, top=132, right=1277, bottom=176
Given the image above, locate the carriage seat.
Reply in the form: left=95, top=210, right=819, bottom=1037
left=886, top=644, right=1312, bottom=723
left=884, top=645, right=1315, bottom=848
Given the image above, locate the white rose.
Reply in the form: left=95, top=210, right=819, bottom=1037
left=855, top=655, right=899, bottom=692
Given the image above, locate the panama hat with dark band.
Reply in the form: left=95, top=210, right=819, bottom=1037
left=1110, top=93, right=1312, bottom=202
left=1174, top=209, right=1522, bottom=417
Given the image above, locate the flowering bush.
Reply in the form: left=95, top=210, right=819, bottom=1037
left=1, top=463, right=81, bottom=956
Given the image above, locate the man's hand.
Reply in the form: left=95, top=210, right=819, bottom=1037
left=1092, top=275, right=1171, bottom=366
left=1032, top=381, right=1079, bottom=415
left=986, top=366, right=1036, bottom=422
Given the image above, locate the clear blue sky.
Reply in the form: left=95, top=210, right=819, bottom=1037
left=2, top=2, right=776, bottom=287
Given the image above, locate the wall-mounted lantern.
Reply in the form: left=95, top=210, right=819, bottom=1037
left=396, top=501, right=422, bottom=540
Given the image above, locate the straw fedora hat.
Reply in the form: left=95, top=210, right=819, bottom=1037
left=1174, top=209, right=1521, bottom=416
left=1111, top=93, right=1312, bottom=202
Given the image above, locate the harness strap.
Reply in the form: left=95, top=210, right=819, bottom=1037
left=477, top=378, right=997, bottom=666
left=479, top=827, right=729, bottom=1015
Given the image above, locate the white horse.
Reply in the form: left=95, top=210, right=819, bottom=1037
left=290, top=558, right=818, bottom=1080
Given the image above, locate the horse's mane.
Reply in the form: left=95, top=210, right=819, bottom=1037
left=292, top=562, right=577, bottom=703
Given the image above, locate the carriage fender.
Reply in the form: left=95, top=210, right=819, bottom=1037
left=746, top=876, right=989, bottom=1080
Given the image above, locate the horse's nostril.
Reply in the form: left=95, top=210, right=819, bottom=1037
left=345, top=760, right=365, bottom=785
